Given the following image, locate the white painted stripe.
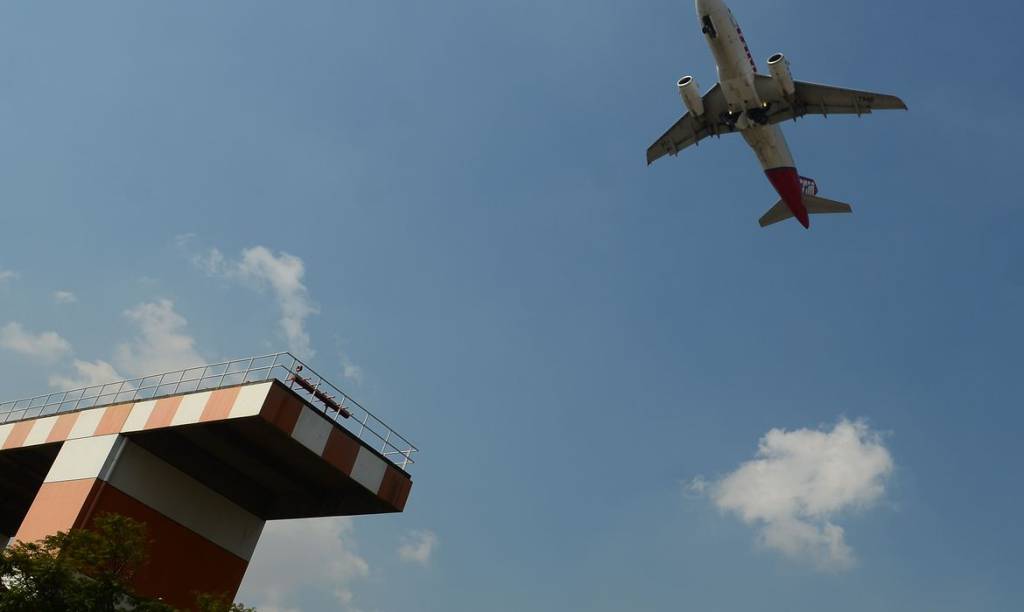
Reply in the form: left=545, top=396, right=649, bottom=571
left=0, top=423, right=14, bottom=448
left=121, top=400, right=156, bottom=432
left=108, top=441, right=264, bottom=560
left=44, top=434, right=124, bottom=483
left=291, top=407, right=331, bottom=455
left=229, top=382, right=272, bottom=418
left=23, top=416, right=59, bottom=446
left=350, top=447, right=387, bottom=494
left=68, top=408, right=105, bottom=440
left=171, top=391, right=211, bottom=426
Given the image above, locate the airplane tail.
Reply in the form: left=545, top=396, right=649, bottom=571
left=758, top=194, right=853, bottom=228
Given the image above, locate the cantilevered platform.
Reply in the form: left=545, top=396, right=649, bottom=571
left=0, top=353, right=417, bottom=607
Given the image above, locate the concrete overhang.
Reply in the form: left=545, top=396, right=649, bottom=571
left=0, top=380, right=412, bottom=532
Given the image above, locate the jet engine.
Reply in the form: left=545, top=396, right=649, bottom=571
left=677, top=76, right=704, bottom=117
left=767, top=53, right=796, bottom=98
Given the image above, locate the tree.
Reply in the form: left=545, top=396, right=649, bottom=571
left=0, top=513, right=252, bottom=612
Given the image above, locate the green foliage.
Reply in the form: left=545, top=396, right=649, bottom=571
left=194, top=593, right=257, bottom=612
left=0, top=513, right=252, bottom=612
left=0, top=513, right=171, bottom=612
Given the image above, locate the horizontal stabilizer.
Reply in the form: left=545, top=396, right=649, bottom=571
left=758, top=200, right=793, bottom=227
left=758, top=194, right=853, bottom=228
left=804, top=194, right=853, bottom=216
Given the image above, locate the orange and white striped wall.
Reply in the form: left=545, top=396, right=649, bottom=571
left=0, top=380, right=413, bottom=608
left=15, top=434, right=264, bottom=604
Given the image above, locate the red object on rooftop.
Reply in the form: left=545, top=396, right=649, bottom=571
left=288, top=373, right=352, bottom=418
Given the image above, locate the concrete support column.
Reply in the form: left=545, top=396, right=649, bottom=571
left=14, top=434, right=264, bottom=608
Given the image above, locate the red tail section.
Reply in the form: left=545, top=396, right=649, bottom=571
left=764, top=167, right=809, bottom=228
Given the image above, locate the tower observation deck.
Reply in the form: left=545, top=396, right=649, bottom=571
left=0, top=352, right=416, bottom=608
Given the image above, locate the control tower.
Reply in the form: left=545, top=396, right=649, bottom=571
left=0, top=353, right=416, bottom=608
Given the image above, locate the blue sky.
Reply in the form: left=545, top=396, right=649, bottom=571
left=1, top=0, right=1023, bottom=610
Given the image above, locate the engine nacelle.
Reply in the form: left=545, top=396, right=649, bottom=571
left=677, top=76, right=704, bottom=117
left=767, top=53, right=796, bottom=98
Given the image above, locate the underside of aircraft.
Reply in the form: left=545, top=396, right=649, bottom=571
left=647, top=0, right=906, bottom=229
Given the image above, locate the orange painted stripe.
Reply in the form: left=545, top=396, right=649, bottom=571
left=200, top=386, right=242, bottom=422
left=2, top=420, right=35, bottom=450
left=14, top=479, right=99, bottom=543
left=260, top=385, right=303, bottom=435
left=144, top=396, right=183, bottom=430
left=95, top=403, right=133, bottom=435
left=45, top=413, right=80, bottom=443
left=323, top=429, right=360, bottom=474
left=84, top=483, right=250, bottom=608
left=16, top=478, right=250, bottom=609
left=378, top=467, right=413, bottom=512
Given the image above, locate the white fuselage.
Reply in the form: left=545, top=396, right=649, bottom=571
left=696, top=0, right=794, bottom=171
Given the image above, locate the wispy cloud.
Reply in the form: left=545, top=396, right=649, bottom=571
left=173, top=233, right=198, bottom=249
left=0, top=269, right=16, bottom=284
left=48, top=359, right=122, bottom=390
left=398, top=529, right=439, bottom=565
left=114, top=299, right=205, bottom=376
left=235, top=247, right=318, bottom=359
left=341, top=356, right=364, bottom=385
left=36, top=299, right=197, bottom=387
left=194, top=245, right=319, bottom=359
left=239, top=517, right=370, bottom=612
left=53, top=290, right=78, bottom=304
left=700, top=418, right=893, bottom=571
left=0, top=322, right=73, bottom=362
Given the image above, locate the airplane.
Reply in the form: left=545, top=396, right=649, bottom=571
left=646, top=0, right=907, bottom=228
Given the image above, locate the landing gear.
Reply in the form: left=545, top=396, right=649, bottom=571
left=746, top=106, right=771, bottom=126
left=721, top=106, right=772, bottom=131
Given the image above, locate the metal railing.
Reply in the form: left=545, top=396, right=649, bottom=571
left=0, top=352, right=417, bottom=470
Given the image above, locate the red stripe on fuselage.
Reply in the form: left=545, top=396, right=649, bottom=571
left=765, top=167, right=809, bottom=228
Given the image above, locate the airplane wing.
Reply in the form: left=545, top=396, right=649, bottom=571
left=754, top=74, right=907, bottom=123
left=646, top=83, right=733, bottom=165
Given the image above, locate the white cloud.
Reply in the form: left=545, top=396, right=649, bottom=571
left=706, top=419, right=893, bottom=571
left=173, top=232, right=198, bottom=249
left=398, top=529, right=438, bottom=565
left=193, top=247, right=225, bottom=276
left=194, top=246, right=318, bottom=359
left=236, top=247, right=318, bottom=359
left=0, top=322, right=73, bottom=362
left=685, top=475, right=708, bottom=497
left=342, top=356, right=364, bottom=385
left=238, top=517, right=369, bottom=611
left=48, top=359, right=122, bottom=390
left=0, top=269, right=16, bottom=283
left=53, top=290, right=77, bottom=304
left=114, top=299, right=205, bottom=377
